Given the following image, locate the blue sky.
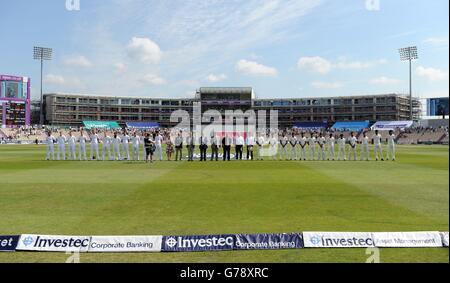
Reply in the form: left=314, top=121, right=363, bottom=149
left=0, top=0, right=448, bottom=100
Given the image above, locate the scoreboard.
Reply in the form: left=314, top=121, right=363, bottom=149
left=5, top=102, right=27, bottom=126
left=0, top=75, right=31, bottom=128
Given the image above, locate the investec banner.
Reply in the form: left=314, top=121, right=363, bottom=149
left=0, top=235, right=19, bottom=252
left=89, top=236, right=162, bottom=253
left=235, top=233, right=303, bottom=250
left=162, top=235, right=234, bottom=252
left=17, top=234, right=90, bottom=252
left=373, top=232, right=443, bottom=248
left=303, top=232, right=374, bottom=248
left=440, top=232, right=449, bottom=247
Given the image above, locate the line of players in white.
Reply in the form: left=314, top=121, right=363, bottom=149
left=270, top=130, right=396, bottom=161
left=44, top=129, right=396, bottom=162
left=45, top=129, right=164, bottom=162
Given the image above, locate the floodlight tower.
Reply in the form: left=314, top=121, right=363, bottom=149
left=398, top=46, right=418, bottom=121
left=33, top=46, right=53, bottom=125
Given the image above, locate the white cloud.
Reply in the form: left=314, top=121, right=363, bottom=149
left=298, top=57, right=387, bottom=74
left=44, top=74, right=65, bottom=85
left=423, top=37, right=449, bottom=47
left=311, top=81, right=343, bottom=89
left=44, top=74, right=83, bottom=88
left=206, top=73, right=227, bottom=82
left=114, top=63, right=126, bottom=73
left=154, top=0, right=319, bottom=77
left=335, top=59, right=387, bottom=70
left=298, top=56, right=332, bottom=74
left=236, top=59, right=278, bottom=77
left=139, top=74, right=167, bottom=85
left=241, top=0, right=280, bottom=26
left=127, top=37, right=162, bottom=64
left=63, top=55, right=93, bottom=68
left=416, top=66, right=449, bottom=81
left=369, top=76, right=401, bottom=85
left=66, top=0, right=321, bottom=97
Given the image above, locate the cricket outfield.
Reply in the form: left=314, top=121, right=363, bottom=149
left=0, top=144, right=448, bottom=263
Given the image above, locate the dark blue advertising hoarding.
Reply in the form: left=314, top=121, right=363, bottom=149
left=161, top=235, right=235, bottom=252
left=0, top=235, right=20, bottom=252
left=234, top=233, right=304, bottom=250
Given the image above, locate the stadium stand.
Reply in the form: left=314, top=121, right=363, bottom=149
left=1, top=119, right=448, bottom=145
left=397, top=127, right=448, bottom=145
left=0, top=126, right=47, bottom=144
left=439, top=131, right=449, bottom=144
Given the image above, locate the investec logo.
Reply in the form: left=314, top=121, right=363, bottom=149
left=310, top=235, right=323, bottom=246
left=309, top=234, right=373, bottom=247
left=165, top=236, right=234, bottom=249
left=22, top=235, right=89, bottom=249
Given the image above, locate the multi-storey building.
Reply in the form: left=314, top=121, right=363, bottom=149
left=43, top=88, right=421, bottom=128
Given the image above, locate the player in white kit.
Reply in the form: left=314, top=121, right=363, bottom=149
left=256, top=134, right=265, bottom=161
left=57, top=132, right=67, bottom=161
left=90, top=130, right=100, bottom=161
left=131, top=132, right=141, bottom=161
left=386, top=130, right=396, bottom=161
left=299, top=133, right=308, bottom=161
left=269, top=134, right=278, bottom=161
left=337, top=133, right=346, bottom=161
left=279, top=134, right=289, bottom=160
left=102, top=132, right=112, bottom=161
left=79, top=130, right=87, bottom=161
left=373, top=130, right=384, bottom=161
left=122, top=132, right=130, bottom=160
left=45, top=131, right=55, bottom=161
left=112, top=132, right=122, bottom=161
left=317, top=133, right=326, bottom=161
left=360, top=132, right=370, bottom=161
left=67, top=131, right=77, bottom=160
left=348, top=132, right=358, bottom=161
left=326, top=133, right=335, bottom=161
left=308, top=133, right=317, bottom=161
left=154, top=131, right=163, bottom=161
left=289, top=133, right=298, bottom=161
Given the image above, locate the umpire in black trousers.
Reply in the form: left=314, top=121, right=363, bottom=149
left=199, top=136, right=208, bottom=161
left=222, top=135, right=231, bottom=161
left=210, top=136, right=219, bottom=161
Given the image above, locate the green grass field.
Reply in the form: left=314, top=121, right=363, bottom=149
left=0, top=144, right=448, bottom=263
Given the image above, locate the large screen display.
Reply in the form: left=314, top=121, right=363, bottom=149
left=427, top=98, right=449, bottom=117
left=1, top=81, right=25, bottom=99
left=0, top=75, right=30, bottom=127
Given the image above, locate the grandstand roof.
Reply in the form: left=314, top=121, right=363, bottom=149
left=198, top=87, right=253, bottom=94
left=44, top=91, right=417, bottom=103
